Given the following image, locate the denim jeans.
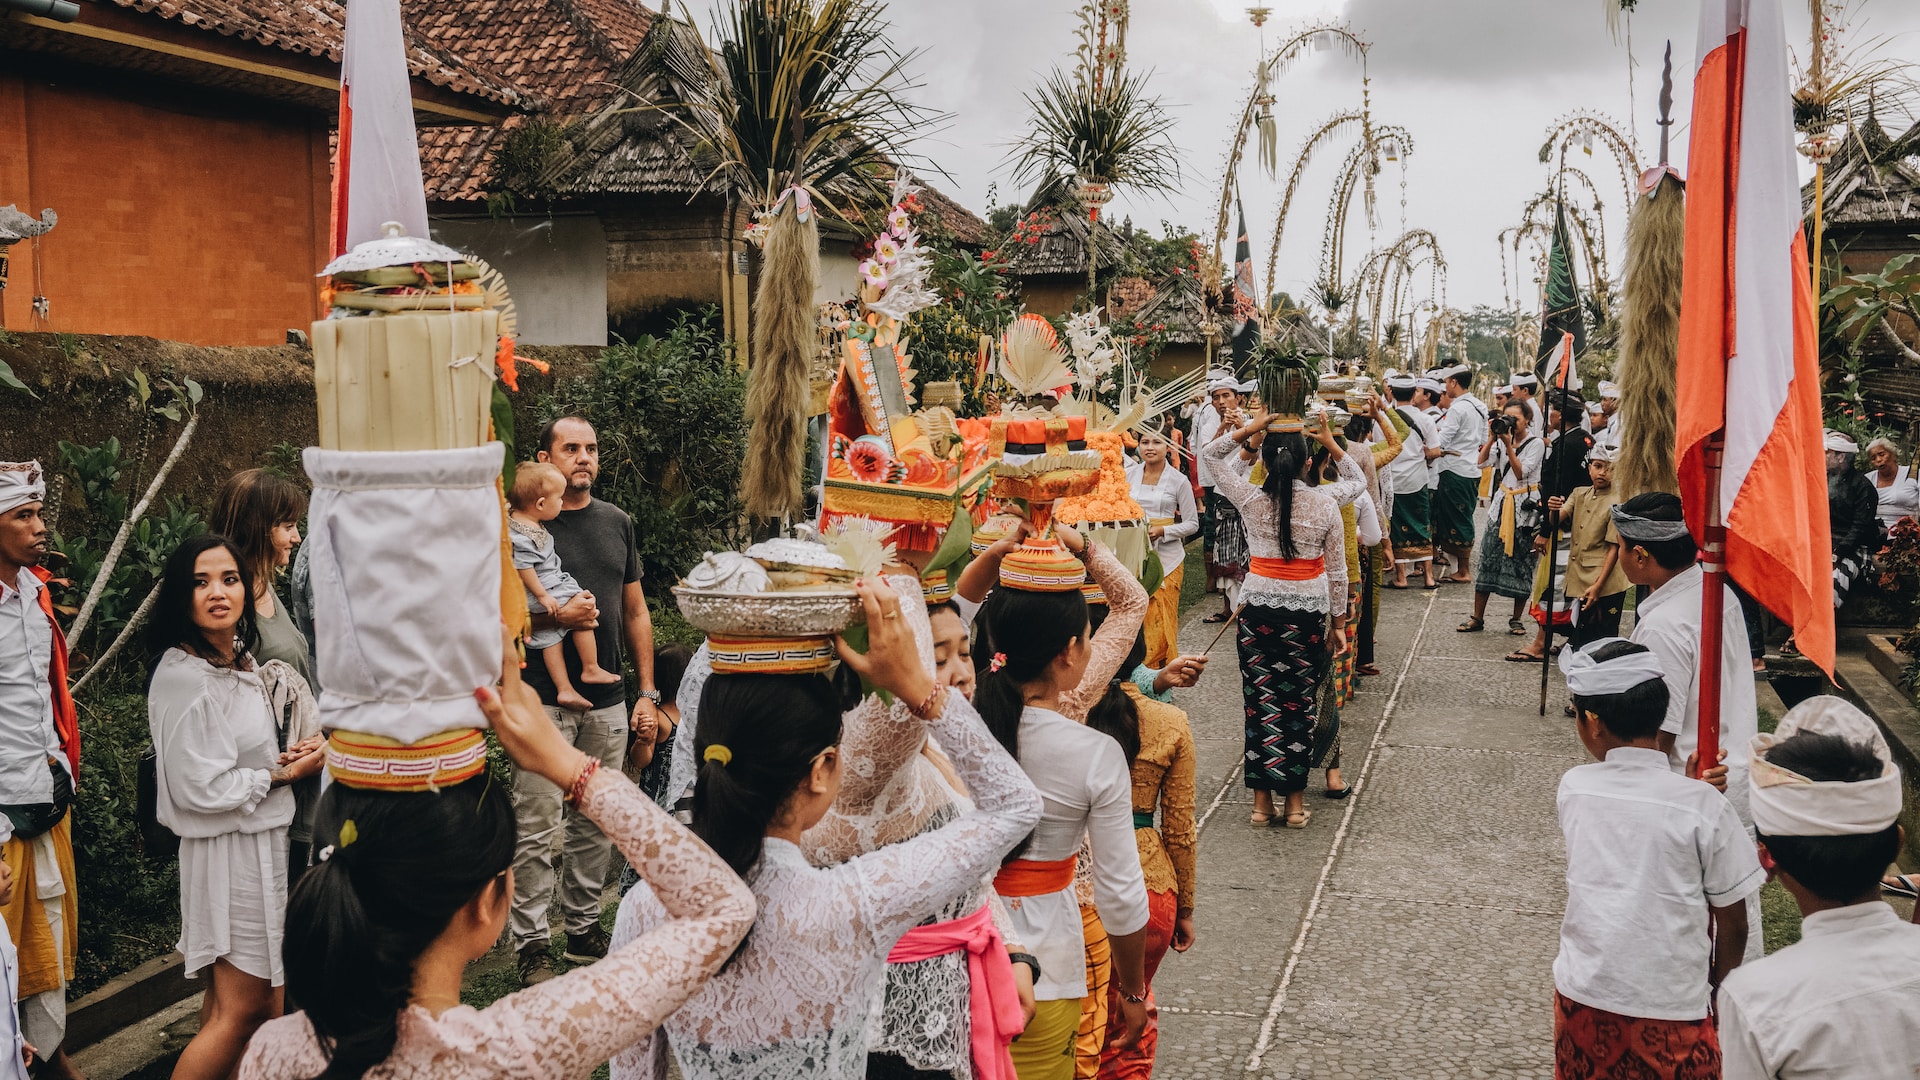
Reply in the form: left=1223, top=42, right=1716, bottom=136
left=508, top=702, right=628, bottom=948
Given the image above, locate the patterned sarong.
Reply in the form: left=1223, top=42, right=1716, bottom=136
left=1206, top=491, right=1249, bottom=583
left=1388, top=487, right=1433, bottom=562
left=1552, top=992, right=1720, bottom=1080
left=1144, top=564, right=1184, bottom=669
left=1433, top=470, right=1479, bottom=549
left=1474, top=519, right=1538, bottom=601
left=1237, top=604, right=1329, bottom=794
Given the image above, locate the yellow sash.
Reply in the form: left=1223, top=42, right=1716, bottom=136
left=1498, top=483, right=1539, bottom=556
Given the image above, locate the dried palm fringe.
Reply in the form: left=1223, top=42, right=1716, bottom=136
left=742, top=205, right=820, bottom=520
left=1616, top=173, right=1685, bottom=499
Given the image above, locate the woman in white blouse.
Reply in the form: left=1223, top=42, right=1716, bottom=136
left=1866, top=437, right=1919, bottom=532
left=612, top=580, right=1042, bottom=1080
left=145, top=535, right=327, bottom=1078
left=1126, top=427, right=1200, bottom=669
left=1205, top=414, right=1364, bottom=830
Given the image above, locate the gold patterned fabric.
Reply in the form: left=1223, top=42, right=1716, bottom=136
left=1120, top=685, right=1197, bottom=909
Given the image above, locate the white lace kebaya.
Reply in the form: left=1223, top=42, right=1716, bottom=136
left=611, top=691, right=1041, bottom=1080
left=1203, top=434, right=1365, bottom=613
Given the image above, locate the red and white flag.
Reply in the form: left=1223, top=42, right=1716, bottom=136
left=331, top=0, right=430, bottom=256
left=1544, top=331, right=1579, bottom=393
left=1676, top=0, right=1833, bottom=674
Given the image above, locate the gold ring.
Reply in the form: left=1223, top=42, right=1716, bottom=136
left=883, top=609, right=900, bottom=620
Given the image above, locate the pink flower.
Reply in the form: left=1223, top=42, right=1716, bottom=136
left=874, top=236, right=902, bottom=263
left=860, top=259, right=889, bottom=288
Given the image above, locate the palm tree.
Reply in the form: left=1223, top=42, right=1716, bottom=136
left=672, top=0, right=938, bottom=520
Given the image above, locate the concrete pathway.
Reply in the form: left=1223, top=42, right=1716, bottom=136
left=1152, top=584, right=1577, bottom=1079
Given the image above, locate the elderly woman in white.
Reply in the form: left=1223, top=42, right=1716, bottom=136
left=146, top=534, right=326, bottom=1080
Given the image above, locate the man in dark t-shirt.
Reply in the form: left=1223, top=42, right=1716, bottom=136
left=509, top=416, right=659, bottom=986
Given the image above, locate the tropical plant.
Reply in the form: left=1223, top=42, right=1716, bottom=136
left=1821, top=248, right=1920, bottom=365
left=1008, top=68, right=1180, bottom=202
left=670, top=0, right=938, bottom=521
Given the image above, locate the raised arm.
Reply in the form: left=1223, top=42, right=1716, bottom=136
left=1322, top=449, right=1367, bottom=508
left=1203, top=428, right=1263, bottom=514
left=827, top=572, right=937, bottom=817
left=1059, top=541, right=1148, bottom=722
left=493, top=770, right=755, bottom=1080
left=1369, top=412, right=1404, bottom=470
left=847, top=692, right=1042, bottom=944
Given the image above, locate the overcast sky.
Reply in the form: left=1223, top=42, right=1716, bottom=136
left=678, top=0, right=1920, bottom=315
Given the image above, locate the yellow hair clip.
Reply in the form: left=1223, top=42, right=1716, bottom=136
left=339, top=819, right=359, bottom=848
left=703, top=745, right=733, bottom=766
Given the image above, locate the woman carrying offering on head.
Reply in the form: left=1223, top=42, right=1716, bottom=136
left=611, top=579, right=1042, bottom=1080
left=1126, top=428, right=1199, bottom=670
left=1204, top=408, right=1365, bottom=830
left=237, top=636, right=756, bottom=1080
left=146, top=536, right=330, bottom=1079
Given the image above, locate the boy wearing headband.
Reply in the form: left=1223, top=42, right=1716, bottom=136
left=1553, top=638, right=1763, bottom=1079
left=1718, top=697, right=1920, bottom=1078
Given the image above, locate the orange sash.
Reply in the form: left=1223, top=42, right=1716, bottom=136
left=1249, top=555, right=1326, bottom=581
left=992, top=855, right=1078, bottom=897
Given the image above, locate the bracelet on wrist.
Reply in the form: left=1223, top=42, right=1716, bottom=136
left=1007, top=951, right=1042, bottom=983
left=907, top=684, right=944, bottom=721
left=563, top=755, right=600, bottom=805
left=1118, top=985, right=1148, bottom=1004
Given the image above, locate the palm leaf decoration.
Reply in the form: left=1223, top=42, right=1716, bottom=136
left=671, top=0, right=939, bottom=520
left=1008, top=68, right=1180, bottom=197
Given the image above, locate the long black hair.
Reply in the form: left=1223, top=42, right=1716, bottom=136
left=285, top=775, right=516, bottom=1080
left=692, top=672, right=853, bottom=879
left=975, top=586, right=1089, bottom=758
left=1085, top=631, right=1147, bottom=765
left=144, top=533, right=260, bottom=682
left=1259, top=431, right=1312, bottom=560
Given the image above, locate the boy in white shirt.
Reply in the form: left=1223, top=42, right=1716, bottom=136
left=1553, top=638, right=1764, bottom=1079
left=1719, top=696, right=1920, bottom=1079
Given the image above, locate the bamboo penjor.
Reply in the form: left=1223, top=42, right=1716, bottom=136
left=742, top=201, right=819, bottom=519
left=1616, top=48, right=1687, bottom=500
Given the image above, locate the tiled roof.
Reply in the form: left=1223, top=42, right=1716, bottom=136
left=1806, top=116, right=1920, bottom=227
left=107, top=0, right=525, bottom=107
left=406, top=0, right=653, bottom=201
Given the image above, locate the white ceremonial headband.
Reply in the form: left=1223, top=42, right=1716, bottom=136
left=1750, top=696, right=1904, bottom=837
left=1560, top=637, right=1667, bottom=698
left=0, top=461, right=45, bottom=517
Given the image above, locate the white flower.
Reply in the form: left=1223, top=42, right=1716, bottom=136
left=888, top=208, right=911, bottom=234
left=874, top=236, right=902, bottom=263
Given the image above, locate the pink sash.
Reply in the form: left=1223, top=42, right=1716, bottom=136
left=886, top=905, right=1024, bottom=1080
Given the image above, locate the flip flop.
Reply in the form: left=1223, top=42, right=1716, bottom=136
left=1323, top=785, right=1352, bottom=800
left=1203, top=612, right=1230, bottom=624
left=1883, top=874, right=1920, bottom=899
left=1250, top=809, right=1278, bottom=827
left=1284, top=809, right=1311, bottom=829
left=1385, top=582, right=1411, bottom=590
left=1504, top=652, right=1544, bottom=663
left=1356, top=664, right=1382, bottom=676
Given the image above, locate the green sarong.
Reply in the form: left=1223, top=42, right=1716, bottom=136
left=1389, top=487, right=1433, bottom=562
left=1434, top=471, right=1480, bottom=549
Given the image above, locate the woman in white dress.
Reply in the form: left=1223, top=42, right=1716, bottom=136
left=612, top=580, right=1042, bottom=1080
left=1126, top=427, right=1200, bottom=669
left=1866, top=437, right=1919, bottom=532
left=145, top=535, right=327, bottom=1079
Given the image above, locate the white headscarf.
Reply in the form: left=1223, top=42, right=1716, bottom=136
left=1749, top=696, right=1904, bottom=837
left=1823, top=429, right=1860, bottom=454
left=0, top=461, right=45, bottom=517
left=1559, top=637, right=1667, bottom=698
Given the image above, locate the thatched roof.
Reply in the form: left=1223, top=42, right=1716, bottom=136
left=1004, top=209, right=1128, bottom=278
left=1807, top=112, right=1920, bottom=229
left=1128, top=273, right=1228, bottom=346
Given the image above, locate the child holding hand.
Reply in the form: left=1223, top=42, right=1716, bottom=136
left=508, top=462, right=623, bottom=712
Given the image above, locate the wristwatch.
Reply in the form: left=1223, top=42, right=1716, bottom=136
left=638, top=689, right=662, bottom=704
left=1007, top=951, right=1041, bottom=983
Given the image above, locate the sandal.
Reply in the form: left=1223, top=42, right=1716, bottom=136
left=1455, top=618, right=1485, bottom=633
left=1356, top=663, right=1381, bottom=676
left=1250, top=809, right=1277, bottom=827
left=1883, top=873, right=1920, bottom=899
left=1508, top=617, right=1527, bottom=636
left=1203, top=612, right=1231, bottom=624
left=1323, top=785, right=1352, bottom=800
left=1504, top=651, right=1543, bottom=663
left=1284, top=809, right=1311, bottom=829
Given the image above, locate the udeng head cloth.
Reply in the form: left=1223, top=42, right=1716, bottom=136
left=1750, top=696, right=1903, bottom=837
left=303, top=444, right=504, bottom=770
left=1559, top=637, right=1666, bottom=698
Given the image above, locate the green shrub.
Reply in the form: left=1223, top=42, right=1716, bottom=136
left=69, top=671, right=180, bottom=997
left=536, top=308, right=748, bottom=597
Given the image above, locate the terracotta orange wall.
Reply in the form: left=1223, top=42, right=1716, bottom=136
left=0, top=73, right=329, bottom=345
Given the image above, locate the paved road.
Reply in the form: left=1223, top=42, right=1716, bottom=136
left=1152, top=584, right=1577, bottom=1079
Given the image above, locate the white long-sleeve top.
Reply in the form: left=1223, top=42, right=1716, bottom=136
left=147, top=648, right=294, bottom=839
left=1385, top=407, right=1439, bottom=496
left=1126, top=459, right=1199, bottom=576
left=612, top=693, right=1041, bottom=1080
left=1204, top=435, right=1365, bottom=613
left=1002, top=705, right=1149, bottom=1002
left=1191, top=404, right=1222, bottom=488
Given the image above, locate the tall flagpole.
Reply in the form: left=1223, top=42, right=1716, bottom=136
left=1539, top=335, right=1572, bottom=716
left=1695, top=431, right=1727, bottom=778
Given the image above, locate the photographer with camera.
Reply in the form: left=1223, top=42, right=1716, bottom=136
left=1458, top=403, right=1544, bottom=636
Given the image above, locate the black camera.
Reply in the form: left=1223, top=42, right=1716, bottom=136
left=1489, top=414, right=1515, bottom=438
